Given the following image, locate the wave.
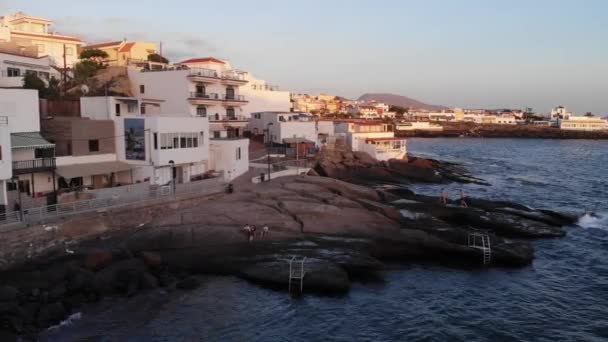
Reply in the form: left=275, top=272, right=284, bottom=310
left=577, top=212, right=608, bottom=230
left=47, top=312, right=82, bottom=332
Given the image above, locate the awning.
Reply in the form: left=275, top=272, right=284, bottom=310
left=11, top=132, right=55, bottom=149
left=56, top=161, right=132, bottom=179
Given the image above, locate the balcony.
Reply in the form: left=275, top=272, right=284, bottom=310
left=220, top=72, right=248, bottom=85
left=222, top=94, right=248, bottom=105
left=209, top=115, right=249, bottom=122
left=12, top=158, right=56, bottom=175
left=188, top=92, right=223, bottom=105
left=187, top=68, right=221, bottom=83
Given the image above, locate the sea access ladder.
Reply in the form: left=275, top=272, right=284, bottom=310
left=288, top=256, right=307, bottom=294
left=467, top=232, right=491, bottom=265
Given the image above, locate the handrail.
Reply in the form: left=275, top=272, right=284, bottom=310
left=189, top=92, right=221, bottom=99
left=12, top=158, right=56, bottom=171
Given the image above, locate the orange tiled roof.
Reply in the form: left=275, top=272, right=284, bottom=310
left=118, top=42, right=136, bottom=53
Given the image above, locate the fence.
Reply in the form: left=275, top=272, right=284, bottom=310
left=0, top=176, right=225, bottom=229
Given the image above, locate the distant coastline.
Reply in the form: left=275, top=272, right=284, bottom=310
left=395, top=122, right=608, bottom=139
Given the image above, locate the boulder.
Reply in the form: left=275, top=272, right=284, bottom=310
left=140, top=251, right=162, bottom=268
left=176, top=276, right=201, bottom=290
left=0, top=286, right=18, bottom=302
left=84, top=249, right=113, bottom=270
left=36, top=302, right=65, bottom=327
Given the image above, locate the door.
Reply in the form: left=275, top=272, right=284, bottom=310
left=225, top=86, right=235, bottom=100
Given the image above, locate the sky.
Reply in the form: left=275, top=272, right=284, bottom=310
left=3, top=0, right=608, bottom=114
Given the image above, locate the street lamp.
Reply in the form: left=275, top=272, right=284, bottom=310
left=11, top=176, right=23, bottom=222
left=266, top=123, right=274, bottom=181
left=168, top=160, right=176, bottom=196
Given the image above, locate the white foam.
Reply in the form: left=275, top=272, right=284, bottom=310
left=47, top=312, right=82, bottom=332
left=577, top=212, right=608, bottom=230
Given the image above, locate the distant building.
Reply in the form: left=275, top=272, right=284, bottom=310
left=0, top=50, right=60, bottom=87
left=250, top=111, right=318, bottom=155
left=0, top=11, right=83, bottom=67
left=82, top=40, right=158, bottom=66
left=349, top=102, right=396, bottom=120
left=559, top=116, right=608, bottom=131
left=334, top=121, right=406, bottom=161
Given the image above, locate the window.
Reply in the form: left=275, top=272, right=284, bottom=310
left=34, top=148, right=53, bottom=158
left=65, top=47, right=74, bottom=56
left=38, top=71, right=50, bottom=80
left=140, top=103, right=146, bottom=115
left=226, top=107, right=235, bottom=119
left=6, top=182, right=17, bottom=192
left=153, top=133, right=158, bottom=150
left=196, top=106, right=207, bottom=117
left=180, top=135, right=187, bottom=148
left=88, top=139, right=99, bottom=152
left=115, top=103, right=121, bottom=116
left=213, top=131, right=221, bottom=139
left=7, top=68, right=20, bottom=77
left=25, top=70, right=37, bottom=76
left=127, top=102, right=137, bottom=113
left=236, top=147, right=241, bottom=160
left=139, top=85, right=145, bottom=94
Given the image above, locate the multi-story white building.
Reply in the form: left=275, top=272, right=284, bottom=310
left=0, top=12, right=83, bottom=67
left=559, top=116, right=608, bottom=131
left=550, top=106, right=572, bottom=122
left=81, top=96, right=210, bottom=186
left=0, top=50, right=60, bottom=87
left=348, top=102, right=396, bottom=119
left=0, top=89, right=57, bottom=210
left=335, top=121, right=406, bottom=161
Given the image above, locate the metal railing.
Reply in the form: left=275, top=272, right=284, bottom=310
left=222, top=94, right=247, bottom=101
left=12, top=158, right=56, bottom=173
left=0, top=176, right=225, bottom=228
left=187, top=67, right=220, bottom=79
left=209, top=115, right=249, bottom=122
left=0, top=116, right=7, bottom=126
left=189, top=92, right=221, bottom=100
left=221, top=72, right=246, bottom=81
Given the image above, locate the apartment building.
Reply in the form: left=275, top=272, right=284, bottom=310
left=335, top=121, right=406, bottom=161
left=348, top=102, right=396, bottom=119
left=80, top=96, right=210, bottom=186
left=0, top=89, right=57, bottom=209
left=240, top=73, right=291, bottom=116
left=0, top=12, right=83, bottom=67
left=83, top=40, right=158, bottom=66
left=559, top=116, right=608, bottom=131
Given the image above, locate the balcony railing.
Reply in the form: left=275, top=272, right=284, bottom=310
left=189, top=93, right=247, bottom=102
left=188, top=67, right=220, bottom=79
left=189, top=92, right=221, bottom=100
left=209, top=115, right=249, bottom=122
left=0, top=116, right=7, bottom=126
left=221, top=72, right=246, bottom=81
left=222, top=94, right=247, bottom=101
left=12, top=158, right=56, bottom=174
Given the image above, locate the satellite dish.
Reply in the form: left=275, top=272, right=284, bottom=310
left=81, top=85, right=89, bottom=94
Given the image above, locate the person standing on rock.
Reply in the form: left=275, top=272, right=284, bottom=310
left=251, top=225, right=257, bottom=241
left=460, top=190, right=468, bottom=208
left=262, top=225, right=269, bottom=239
left=244, top=224, right=252, bottom=242
left=440, top=188, right=448, bottom=205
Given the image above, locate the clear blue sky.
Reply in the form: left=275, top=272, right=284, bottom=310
left=4, top=0, right=607, bottom=114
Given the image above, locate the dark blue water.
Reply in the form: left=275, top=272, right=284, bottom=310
left=43, top=139, right=608, bottom=342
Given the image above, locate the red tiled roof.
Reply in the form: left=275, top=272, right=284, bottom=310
left=12, top=31, right=82, bottom=43
left=179, top=57, right=225, bottom=65
left=84, top=41, right=122, bottom=49
left=118, top=42, right=135, bottom=53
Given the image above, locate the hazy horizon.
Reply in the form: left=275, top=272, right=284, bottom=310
left=3, top=0, right=607, bottom=114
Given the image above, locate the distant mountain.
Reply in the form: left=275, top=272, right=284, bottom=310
left=358, top=93, right=447, bottom=111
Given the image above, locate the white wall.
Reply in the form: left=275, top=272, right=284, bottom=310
left=128, top=68, right=192, bottom=115
left=316, top=121, right=335, bottom=136
left=240, top=74, right=291, bottom=117
left=209, top=139, right=249, bottom=180
left=0, top=125, right=11, bottom=181
left=0, top=88, right=40, bottom=133
left=277, top=122, right=317, bottom=145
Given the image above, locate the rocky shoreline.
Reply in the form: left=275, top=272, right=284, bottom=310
left=0, top=157, right=580, bottom=340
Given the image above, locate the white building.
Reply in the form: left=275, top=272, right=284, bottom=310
left=81, top=96, right=210, bottom=186
left=249, top=112, right=318, bottom=145
left=0, top=51, right=60, bottom=87
left=551, top=106, right=572, bottom=122
left=0, top=89, right=57, bottom=210
left=495, top=114, right=517, bottom=125
left=335, top=121, right=406, bottom=161
left=128, top=57, right=248, bottom=120
left=396, top=121, right=444, bottom=131
left=559, top=116, right=608, bottom=131
left=349, top=102, right=396, bottom=119
left=0, top=12, right=83, bottom=67
left=240, top=73, right=291, bottom=117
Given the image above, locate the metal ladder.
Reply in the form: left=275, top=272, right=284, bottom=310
left=288, top=256, right=307, bottom=293
left=468, top=233, right=491, bottom=265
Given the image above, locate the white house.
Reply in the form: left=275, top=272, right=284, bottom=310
left=495, top=114, right=517, bottom=125
left=81, top=96, right=210, bottom=186
left=0, top=88, right=57, bottom=209
left=249, top=111, right=318, bottom=145
left=335, top=121, right=406, bottom=161
left=559, top=116, right=608, bottom=131
left=0, top=12, right=83, bottom=67
left=349, top=102, right=396, bottom=119
left=0, top=51, right=60, bottom=87
left=396, top=121, right=443, bottom=131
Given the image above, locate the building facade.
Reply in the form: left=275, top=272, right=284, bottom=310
left=335, top=121, right=406, bottom=161
left=0, top=50, right=60, bottom=87
left=0, top=12, right=83, bottom=67
left=83, top=40, right=158, bottom=66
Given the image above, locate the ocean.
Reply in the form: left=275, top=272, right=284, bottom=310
left=42, top=138, right=608, bottom=341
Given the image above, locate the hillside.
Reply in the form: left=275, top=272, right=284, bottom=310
left=358, top=93, right=447, bottom=111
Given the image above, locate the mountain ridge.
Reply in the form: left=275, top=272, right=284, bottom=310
left=358, top=93, right=447, bottom=111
